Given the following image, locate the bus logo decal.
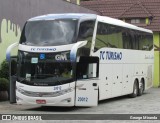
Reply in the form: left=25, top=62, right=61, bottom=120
left=31, top=48, right=56, bottom=51
left=40, top=54, right=45, bottom=59
left=55, top=53, right=67, bottom=61
left=100, top=51, right=122, bottom=60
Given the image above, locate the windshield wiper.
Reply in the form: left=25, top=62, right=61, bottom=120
left=18, top=77, right=28, bottom=83
left=18, top=76, right=35, bottom=83
left=54, top=76, right=62, bottom=85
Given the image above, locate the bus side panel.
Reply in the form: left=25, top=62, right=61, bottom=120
left=111, top=64, right=123, bottom=97
left=146, top=64, right=153, bottom=89
left=122, top=64, right=134, bottom=95
left=98, top=64, right=112, bottom=100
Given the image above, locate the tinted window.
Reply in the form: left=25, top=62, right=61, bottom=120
left=123, top=30, right=139, bottom=50
left=17, top=51, right=74, bottom=86
left=137, top=31, right=153, bottom=51
left=77, top=20, right=95, bottom=56
left=94, top=22, right=153, bottom=51
left=95, top=22, right=123, bottom=52
left=78, top=20, right=95, bottom=41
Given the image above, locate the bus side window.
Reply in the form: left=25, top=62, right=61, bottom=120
left=122, top=30, right=131, bottom=49
left=78, top=21, right=95, bottom=40
left=78, top=20, right=95, bottom=56
left=94, top=22, right=122, bottom=52
left=138, top=31, right=153, bottom=51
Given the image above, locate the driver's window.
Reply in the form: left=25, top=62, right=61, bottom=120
left=88, top=63, right=97, bottom=78
left=76, top=57, right=99, bottom=80
left=77, top=63, right=97, bottom=79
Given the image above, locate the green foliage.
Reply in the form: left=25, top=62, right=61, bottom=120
left=0, top=78, right=9, bottom=91
left=0, top=60, right=9, bottom=80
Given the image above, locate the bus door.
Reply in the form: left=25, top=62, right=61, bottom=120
left=75, top=56, right=99, bottom=106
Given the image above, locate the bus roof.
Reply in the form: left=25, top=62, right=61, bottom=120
left=28, top=13, right=152, bottom=34
left=29, top=13, right=97, bottom=21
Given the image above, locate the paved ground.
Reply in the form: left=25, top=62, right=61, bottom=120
left=0, top=88, right=160, bottom=114
left=0, top=88, right=160, bottom=122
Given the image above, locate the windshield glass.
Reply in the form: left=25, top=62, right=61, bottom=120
left=20, top=19, right=78, bottom=46
left=17, top=51, right=74, bottom=86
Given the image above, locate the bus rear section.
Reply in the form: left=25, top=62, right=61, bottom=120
left=92, top=16, right=154, bottom=101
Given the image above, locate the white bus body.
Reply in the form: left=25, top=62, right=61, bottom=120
left=7, top=13, right=154, bottom=106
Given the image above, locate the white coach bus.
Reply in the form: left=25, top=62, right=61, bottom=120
left=7, top=13, right=154, bottom=106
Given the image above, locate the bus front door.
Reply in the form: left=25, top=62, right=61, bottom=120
left=75, top=56, right=99, bottom=106
left=75, top=79, right=98, bottom=106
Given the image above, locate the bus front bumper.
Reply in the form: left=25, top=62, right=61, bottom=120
left=16, top=82, right=75, bottom=106
left=16, top=90, right=75, bottom=106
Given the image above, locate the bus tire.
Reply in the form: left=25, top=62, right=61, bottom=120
left=129, top=80, right=138, bottom=98
left=138, top=79, right=144, bottom=96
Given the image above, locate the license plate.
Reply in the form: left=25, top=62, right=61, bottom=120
left=36, top=100, right=46, bottom=104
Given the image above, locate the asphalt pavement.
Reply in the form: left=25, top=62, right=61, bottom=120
left=0, top=88, right=160, bottom=122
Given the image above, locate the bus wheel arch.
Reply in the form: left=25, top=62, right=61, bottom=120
left=129, top=79, right=139, bottom=98
left=138, top=78, right=145, bottom=96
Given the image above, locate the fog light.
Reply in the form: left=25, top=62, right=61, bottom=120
left=61, top=98, right=71, bottom=103
left=16, top=96, right=23, bottom=101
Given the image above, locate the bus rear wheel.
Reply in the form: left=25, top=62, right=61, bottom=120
left=129, top=80, right=138, bottom=98
left=138, top=80, right=144, bottom=96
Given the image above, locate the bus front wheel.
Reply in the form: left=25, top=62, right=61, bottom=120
left=129, top=80, right=138, bottom=98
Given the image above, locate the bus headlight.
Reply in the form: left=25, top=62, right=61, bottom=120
left=61, top=98, right=71, bottom=103
left=59, top=88, right=73, bottom=95
left=17, top=87, right=25, bottom=94
left=53, top=88, right=73, bottom=96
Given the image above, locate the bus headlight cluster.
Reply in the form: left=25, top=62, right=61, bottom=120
left=59, top=88, right=73, bottom=95
left=16, top=87, right=25, bottom=94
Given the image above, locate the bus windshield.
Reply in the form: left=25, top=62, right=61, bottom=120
left=20, top=19, right=78, bottom=46
left=17, top=51, right=74, bottom=86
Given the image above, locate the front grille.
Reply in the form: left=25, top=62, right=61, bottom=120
left=17, top=87, right=73, bottom=97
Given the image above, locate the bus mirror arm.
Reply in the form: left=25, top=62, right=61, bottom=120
left=6, top=42, right=18, bottom=62
left=70, top=41, right=87, bottom=62
left=6, top=42, right=18, bottom=104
